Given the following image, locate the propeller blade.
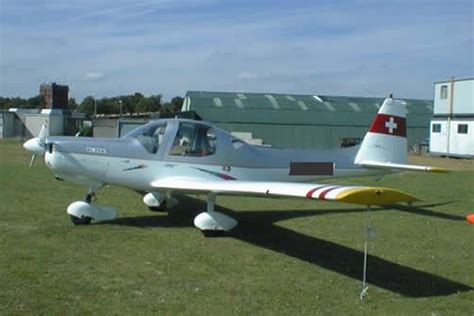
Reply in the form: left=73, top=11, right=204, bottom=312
left=37, top=123, right=48, bottom=146
left=29, top=154, right=37, bottom=168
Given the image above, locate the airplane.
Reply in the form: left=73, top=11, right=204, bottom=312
left=23, top=97, right=447, bottom=235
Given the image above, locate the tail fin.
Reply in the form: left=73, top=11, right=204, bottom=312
left=355, top=98, right=449, bottom=173
left=355, top=98, right=408, bottom=165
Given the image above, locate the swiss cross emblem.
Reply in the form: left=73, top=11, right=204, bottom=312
left=385, top=117, right=398, bottom=134
left=369, top=114, right=406, bottom=137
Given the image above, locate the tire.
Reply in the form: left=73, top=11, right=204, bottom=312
left=70, top=215, right=92, bottom=225
left=202, top=230, right=227, bottom=238
left=148, top=201, right=167, bottom=212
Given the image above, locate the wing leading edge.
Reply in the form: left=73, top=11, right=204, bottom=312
left=150, top=177, right=419, bottom=206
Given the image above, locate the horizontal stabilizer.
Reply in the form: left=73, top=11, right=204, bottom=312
left=356, top=160, right=450, bottom=173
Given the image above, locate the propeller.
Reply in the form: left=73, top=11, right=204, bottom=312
left=28, top=154, right=37, bottom=168
left=23, top=123, right=48, bottom=168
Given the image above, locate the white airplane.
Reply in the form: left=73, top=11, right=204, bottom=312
left=23, top=98, right=446, bottom=235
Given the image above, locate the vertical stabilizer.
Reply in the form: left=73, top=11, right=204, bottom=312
left=355, top=98, right=408, bottom=165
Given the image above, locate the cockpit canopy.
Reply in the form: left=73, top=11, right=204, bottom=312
left=169, top=122, right=216, bottom=157
left=124, top=120, right=217, bottom=157
left=124, top=121, right=166, bottom=154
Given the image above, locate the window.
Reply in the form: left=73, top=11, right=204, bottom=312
left=432, top=124, right=441, bottom=133
left=457, top=124, right=468, bottom=134
left=440, top=85, right=448, bottom=99
left=340, top=137, right=362, bottom=148
left=126, top=122, right=167, bottom=154
left=169, top=123, right=216, bottom=157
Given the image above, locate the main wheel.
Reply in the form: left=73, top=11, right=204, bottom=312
left=70, top=215, right=92, bottom=225
left=202, top=230, right=227, bottom=238
left=148, top=201, right=167, bottom=212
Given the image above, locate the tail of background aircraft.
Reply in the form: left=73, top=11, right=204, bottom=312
left=355, top=98, right=448, bottom=173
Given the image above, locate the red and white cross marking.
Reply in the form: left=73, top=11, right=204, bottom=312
left=368, top=113, right=406, bottom=137
left=385, top=117, right=398, bottom=134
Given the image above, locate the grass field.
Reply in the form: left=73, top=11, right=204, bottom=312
left=1, top=139, right=473, bottom=314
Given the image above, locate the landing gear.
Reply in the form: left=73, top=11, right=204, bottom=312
left=67, top=188, right=117, bottom=225
left=143, top=192, right=169, bottom=212
left=70, top=214, right=92, bottom=225
left=85, top=191, right=96, bottom=204
left=194, top=194, right=237, bottom=236
left=202, top=230, right=227, bottom=237
left=148, top=202, right=167, bottom=212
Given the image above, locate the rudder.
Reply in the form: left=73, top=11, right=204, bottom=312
left=355, top=98, right=408, bottom=165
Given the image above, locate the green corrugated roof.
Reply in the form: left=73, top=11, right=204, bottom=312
left=185, top=91, right=433, bottom=114
left=183, top=91, right=433, bottom=149
left=183, top=91, right=433, bottom=128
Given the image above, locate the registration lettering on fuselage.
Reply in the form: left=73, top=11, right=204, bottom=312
left=85, top=147, right=107, bottom=155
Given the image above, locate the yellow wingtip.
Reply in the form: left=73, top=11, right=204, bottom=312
left=428, top=167, right=450, bottom=173
left=336, top=187, right=420, bottom=206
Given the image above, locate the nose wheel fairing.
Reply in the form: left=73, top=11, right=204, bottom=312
left=67, top=201, right=117, bottom=223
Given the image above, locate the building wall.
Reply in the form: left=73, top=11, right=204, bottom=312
left=184, top=91, right=433, bottom=149
left=431, top=78, right=473, bottom=158
left=40, top=82, right=69, bottom=110
left=92, top=118, right=118, bottom=138
left=0, top=112, right=15, bottom=138
left=92, top=118, right=150, bottom=138
left=24, top=116, right=46, bottom=137
left=430, top=119, right=474, bottom=157
left=434, top=78, right=474, bottom=115
left=24, top=115, right=65, bottom=137
left=189, top=106, right=430, bottom=149
left=119, top=121, right=148, bottom=137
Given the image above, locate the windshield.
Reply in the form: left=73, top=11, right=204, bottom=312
left=124, top=122, right=167, bottom=154
left=169, top=122, right=216, bottom=157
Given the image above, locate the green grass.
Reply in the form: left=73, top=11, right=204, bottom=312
left=1, top=139, right=473, bottom=314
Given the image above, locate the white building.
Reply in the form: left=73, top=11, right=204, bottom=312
left=430, top=78, right=474, bottom=158
left=4, top=108, right=85, bottom=139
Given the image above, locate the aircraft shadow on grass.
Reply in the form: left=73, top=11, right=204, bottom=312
left=99, top=196, right=472, bottom=298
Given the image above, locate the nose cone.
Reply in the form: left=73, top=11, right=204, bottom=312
left=23, top=138, right=45, bottom=155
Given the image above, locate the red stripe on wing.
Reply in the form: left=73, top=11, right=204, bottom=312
left=305, top=185, right=333, bottom=199
left=319, top=186, right=341, bottom=200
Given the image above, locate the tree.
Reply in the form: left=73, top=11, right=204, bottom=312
left=79, top=96, right=95, bottom=117
left=0, top=97, right=11, bottom=109
left=136, top=98, right=152, bottom=113
left=171, top=96, right=184, bottom=112
left=68, top=98, right=78, bottom=111
left=121, top=97, right=134, bottom=115
left=149, top=94, right=162, bottom=112
left=27, top=95, right=42, bottom=108
left=1, top=92, right=184, bottom=115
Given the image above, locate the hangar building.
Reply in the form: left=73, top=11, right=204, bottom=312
left=181, top=91, right=433, bottom=149
left=429, top=78, right=474, bottom=158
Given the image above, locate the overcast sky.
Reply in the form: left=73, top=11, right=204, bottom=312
left=1, top=0, right=473, bottom=101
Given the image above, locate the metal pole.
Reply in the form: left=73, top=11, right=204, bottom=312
left=360, top=205, right=371, bottom=300
left=446, top=77, right=454, bottom=156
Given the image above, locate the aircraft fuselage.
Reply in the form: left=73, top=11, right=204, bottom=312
left=43, top=119, right=383, bottom=192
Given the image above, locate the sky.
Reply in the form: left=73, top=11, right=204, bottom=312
left=0, top=0, right=473, bottom=101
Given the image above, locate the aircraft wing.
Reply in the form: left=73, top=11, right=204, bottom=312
left=150, top=177, right=419, bottom=206
left=356, top=160, right=449, bottom=173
